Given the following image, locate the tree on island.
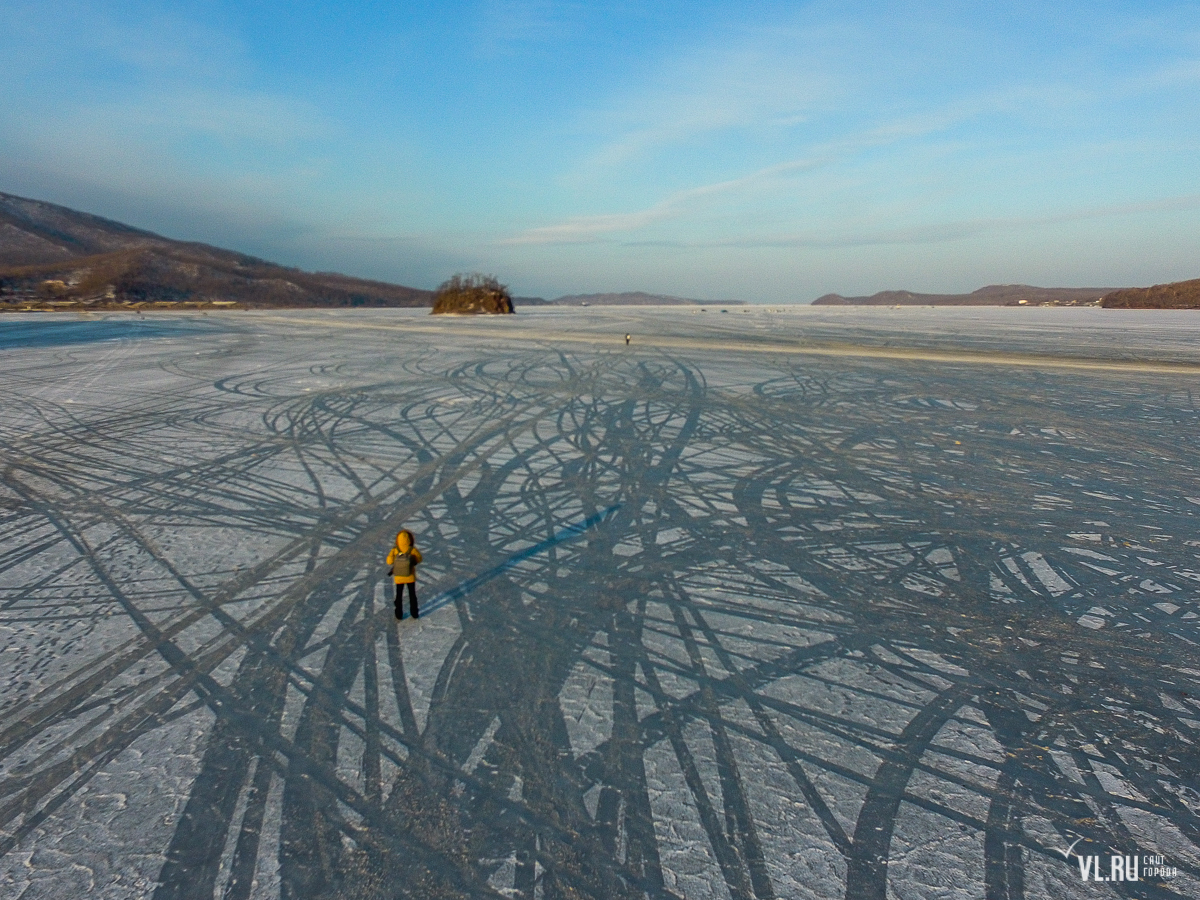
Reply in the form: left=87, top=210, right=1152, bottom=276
left=430, top=273, right=515, bottom=315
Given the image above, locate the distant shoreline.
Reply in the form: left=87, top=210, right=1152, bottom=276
left=812, top=279, right=1200, bottom=309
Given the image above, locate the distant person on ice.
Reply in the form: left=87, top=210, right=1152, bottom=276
left=387, top=530, right=422, bottom=620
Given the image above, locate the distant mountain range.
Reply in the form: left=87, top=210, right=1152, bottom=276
left=813, top=284, right=1113, bottom=307
left=0, top=192, right=737, bottom=312
left=3, top=191, right=1194, bottom=312
left=0, top=192, right=431, bottom=309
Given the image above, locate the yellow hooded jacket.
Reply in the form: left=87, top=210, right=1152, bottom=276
left=386, top=531, right=422, bottom=584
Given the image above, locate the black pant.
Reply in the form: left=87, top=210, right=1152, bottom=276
left=395, top=582, right=418, bottom=618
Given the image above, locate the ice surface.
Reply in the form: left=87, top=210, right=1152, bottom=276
left=1, top=307, right=1199, bottom=899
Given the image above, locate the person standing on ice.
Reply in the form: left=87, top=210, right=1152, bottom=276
left=387, top=529, right=422, bottom=620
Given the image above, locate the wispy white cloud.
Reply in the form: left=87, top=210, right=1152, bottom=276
left=0, top=0, right=327, bottom=149
left=574, top=34, right=840, bottom=172
left=0, top=1, right=331, bottom=202
left=0, top=0, right=243, bottom=77
left=502, top=157, right=823, bottom=244
left=68, top=89, right=327, bottom=145
left=560, top=3, right=1200, bottom=189
left=1120, top=57, right=1200, bottom=94
left=505, top=97, right=1000, bottom=246
left=505, top=22, right=1200, bottom=250
left=472, top=0, right=587, bottom=52
left=618, top=192, right=1200, bottom=250
left=0, top=0, right=338, bottom=264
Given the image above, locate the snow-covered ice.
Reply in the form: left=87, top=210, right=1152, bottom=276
left=1, top=307, right=1199, bottom=899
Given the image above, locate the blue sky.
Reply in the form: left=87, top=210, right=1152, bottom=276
left=2, top=1, right=1199, bottom=301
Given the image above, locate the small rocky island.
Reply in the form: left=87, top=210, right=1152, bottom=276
left=430, top=273, right=515, bottom=315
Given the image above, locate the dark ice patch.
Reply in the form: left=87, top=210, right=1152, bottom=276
left=0, top=317, right=219, bottom=350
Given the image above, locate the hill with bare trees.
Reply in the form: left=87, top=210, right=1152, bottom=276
left=0, top=192, right=431, bottom=310
left=1101, top=278, right=1200, bottom=309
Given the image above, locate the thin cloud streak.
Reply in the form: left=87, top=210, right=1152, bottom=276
left=473, top=0, right=586, bottom=54
left=1, top=0, right=244, bottom=79
left=571, top=30, right=841, bottom=173
left=503, top=101, right=996, bottom=247
left=500, top=157, right=822, bottom=245
left=617, top=193, right=1200, bottom=250
left=502, top=48, right=1200, bottom=253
